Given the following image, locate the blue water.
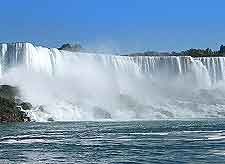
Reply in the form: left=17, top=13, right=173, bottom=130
left=1, top=120, right=225, bottom=163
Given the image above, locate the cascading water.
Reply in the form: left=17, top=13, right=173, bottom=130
left=1, top=42, right=225, bottom=121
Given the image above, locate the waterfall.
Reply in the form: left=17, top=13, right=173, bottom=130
left=0, top=43, right=62, bottom=75
left=195, top=57, right=225, bottom=83
left=1, top=42, right=225, bottom=121
left=1, top=43, right=224, bottom=84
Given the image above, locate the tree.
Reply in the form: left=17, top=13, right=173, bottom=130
left=219, top=45, right=225, bottom=54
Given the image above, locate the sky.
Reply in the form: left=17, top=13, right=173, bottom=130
left=0, top=0, right=225, bottom=53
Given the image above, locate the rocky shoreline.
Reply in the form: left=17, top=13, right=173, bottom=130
left=0, top=85, right=31, bottom=123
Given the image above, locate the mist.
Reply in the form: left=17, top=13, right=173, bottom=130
left=1, top=43, right=225, bottom=121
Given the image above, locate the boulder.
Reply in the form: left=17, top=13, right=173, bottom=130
left=47, top=117, right=54, bottom=122
left=20, top=102, right=32, bottom=111
left=58, top=43, right=82, bottom=52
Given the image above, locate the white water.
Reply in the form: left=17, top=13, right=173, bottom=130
left=1, top=43, right=225, bottom=121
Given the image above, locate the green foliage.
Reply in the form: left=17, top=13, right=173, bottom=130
left=181, top=48, right=218, bottom=57
left=127, top=45, right=225, bottom=57
left=219, top=45, right=225, bottom=54
left=181, top=45, right=225, bottom=57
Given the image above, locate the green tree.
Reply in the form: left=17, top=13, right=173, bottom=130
left=219, top=45, right=225, bottom=54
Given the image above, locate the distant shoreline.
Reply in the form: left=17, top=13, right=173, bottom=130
left=124, top=45, right=225, bottom=58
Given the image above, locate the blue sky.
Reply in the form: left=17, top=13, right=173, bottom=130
left=0, top=0, right=225, bottom=53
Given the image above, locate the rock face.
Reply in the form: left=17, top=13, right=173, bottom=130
left=58, top=43, right=82, bottom=52
left=0, top=97, right=28, bottom=122
left=0, top=85, right=31, bottom=123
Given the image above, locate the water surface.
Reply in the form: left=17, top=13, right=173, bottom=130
left=1, top=119, right=225, bottom=163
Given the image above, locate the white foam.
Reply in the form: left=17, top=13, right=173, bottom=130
left=0, top=139, right=46, bottom=144
left=128, top=132, right=169, bottom=135
left=207, top=134, right=225, bottom=140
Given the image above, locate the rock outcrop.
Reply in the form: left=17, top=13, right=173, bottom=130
left=58, top=43, right=82, bottom=52
left=0, top=85, right=31, bottom=123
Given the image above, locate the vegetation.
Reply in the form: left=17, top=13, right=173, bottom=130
left=127, top=45, right=225, bottom=57
left=181, top=48, right=217, bottom=57
left=219, top=45, right=225, bottom=54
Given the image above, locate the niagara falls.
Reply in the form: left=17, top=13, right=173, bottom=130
left=1, top=42, right=225, bottom=122
left=2, top=0, right=225, bottom=163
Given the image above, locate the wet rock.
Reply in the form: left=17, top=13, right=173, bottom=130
left=47, top=117, right=54, bottom=122
left=0, top=85, right=31, bottom=123
left=24, top=116, right=31, bottom=122
left=20, top=102, right=32, bottom=111
left=38, top=105, right=45, bottom=112
left=0, top=96, right=27, bottom=122
left=15, top=98, right=23, bottom=104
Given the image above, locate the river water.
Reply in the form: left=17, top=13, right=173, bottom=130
left=1, top=119, right=225, bottom=163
